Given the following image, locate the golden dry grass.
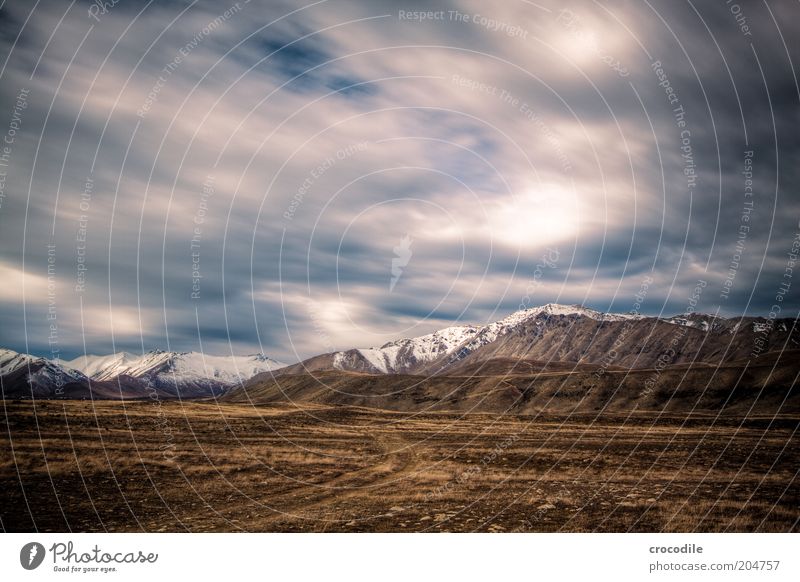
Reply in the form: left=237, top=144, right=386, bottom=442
left=1, top=400, right=797, bottom=532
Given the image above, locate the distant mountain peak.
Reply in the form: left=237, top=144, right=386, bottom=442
left=64, top=350, right=286, bottom=384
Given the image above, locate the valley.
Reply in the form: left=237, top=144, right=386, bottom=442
left=2, top=303, right=796, bottom=532
left=2, top=400, right=797, bottom=532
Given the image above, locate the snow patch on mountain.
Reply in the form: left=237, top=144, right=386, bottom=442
left=0, top=348, right=34, bottom=375
left=1, top=348, right=87, bottom=385
left=332, top=351, right=346, bottom=371
left=354, top=324, right=482, bottom=373
left=65, top=351, right=138, bottom=379
left=406, top=325, right=481, bottom=361
left=357, top=348, right=393, bottom=374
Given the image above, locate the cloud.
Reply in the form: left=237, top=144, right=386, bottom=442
left=0, top=0, right=797, bottom=362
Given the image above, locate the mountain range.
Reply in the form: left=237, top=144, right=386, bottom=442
left=263, top=303, right=795, bottom=377
left=0, top=348, right=285, bottom=399
left=2, top=303, right=797, bottom=407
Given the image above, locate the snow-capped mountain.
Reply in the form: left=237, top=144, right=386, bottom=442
left=284, top=304, right=652, bottom=375
left=1, top=348, right=88, bottom=395
left=336, top=324, right=482, bottom=374
left=3, top=303, right=795, bottom=398
left=1, top=348, right=286, bottom=399
left=65, top=350, right=286, bottom=386
left=274, top=303, right=794, bottom=376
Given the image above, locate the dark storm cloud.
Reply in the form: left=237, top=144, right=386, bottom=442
left=0, top=0, right=797, bottom=362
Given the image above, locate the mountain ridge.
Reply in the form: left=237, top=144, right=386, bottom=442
left=2, top=303, right=797, bottom=400
left=265, top=303, right=796, bottom=378
left=1, top=348, right=286, bottom=399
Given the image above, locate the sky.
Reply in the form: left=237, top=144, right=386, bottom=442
left=0, top=0, right=798, bottom=364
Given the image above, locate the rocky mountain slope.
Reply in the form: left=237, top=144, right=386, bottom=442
left=268, top=304, right=796, bottom=377
left=230, top=349, right=800, bottom=415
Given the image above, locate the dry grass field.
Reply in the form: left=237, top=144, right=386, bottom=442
left=1, top=400, right=797, bottom=532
